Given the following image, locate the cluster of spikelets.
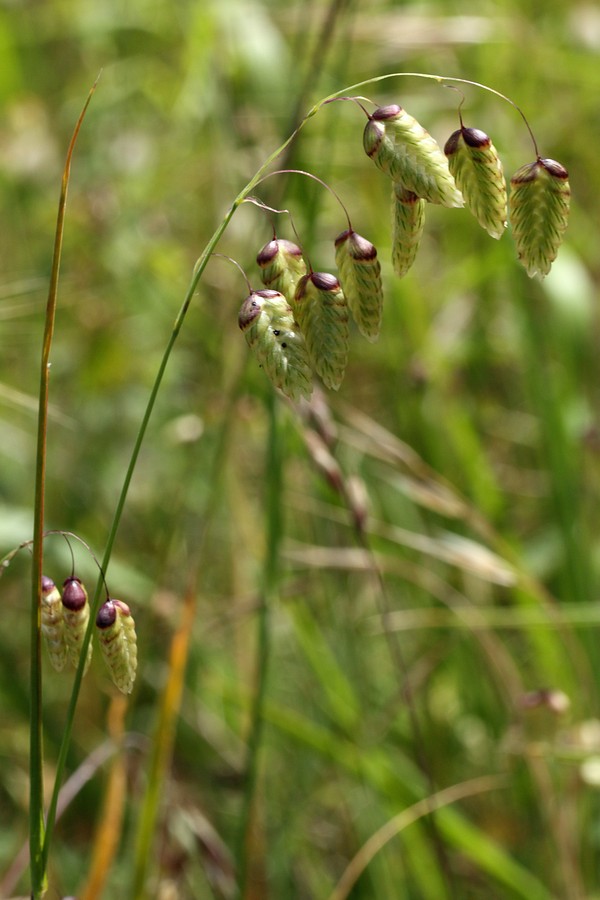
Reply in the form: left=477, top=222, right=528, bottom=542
left=238, top=101, right=570, bottom=401
left=41, top=575, right=137, bottom=694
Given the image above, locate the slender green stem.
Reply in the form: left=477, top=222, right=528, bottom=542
left=236, top=391, right=283, bottom=897
left=29, top=80, right=98, bottom=898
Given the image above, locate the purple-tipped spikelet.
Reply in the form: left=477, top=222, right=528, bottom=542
left=238, top=289, right=313, bottom=401
left=41, top=575, right=67, bottom=671
left=257, top=238, right=307, bottom=303
left=444, top=126, right=507, bottom=239
left=294, top=272, right=349, bottom=391
left=96, top=599, right=138, bottom=694
left=334, top=230, right=383, bottom=342
left=62, top=576, right=92, bottom=673
left=509, top=157, right=570, bottom=277
left=391, top=183, right=426, bottom=278
left=363, top=105, right=463, bottom=208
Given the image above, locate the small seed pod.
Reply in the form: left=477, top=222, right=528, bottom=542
left=509, top=157, right=570, bottom=277
left=363, top=105, right=463, bottom=208
left=257, top=238, right=307, bottom=303
left=334, top=229, right=383, bottom=343
left=294, top=272, right=349, bottom=391
left=391, top=183, right=426, bottom=278
left=96, top=599, right=137, bottom=694
left=239, top=289, right=313, bottom=401
left=41, top=575, right=67, bottom=672
left=444, top=126, right=507, bottom=239
left=62, top=576, right=92, bottom=674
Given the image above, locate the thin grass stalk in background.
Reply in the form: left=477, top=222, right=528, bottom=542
left=29, top=79, right=98, bottom=899
left=236, top=391, right=283, bottom=898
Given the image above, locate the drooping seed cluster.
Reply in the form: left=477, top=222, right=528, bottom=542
left=239, top=233, right=383, bottom=400
left=238, top=99, right=570, bottom=400
left=364, top=103, right=570, bottom=279
left=41, top=575, right=138, bottom=694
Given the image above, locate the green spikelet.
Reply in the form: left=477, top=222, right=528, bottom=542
left=509, top=157, right=570, bottom=277
left=391, top=183, right=426, bottom=278
left=62, top=576, right=92, bottom=674
left=334, top=229, right=383, bottom=343
left=239, top=289, right=313, bottom=401
left=96, top=599, right=138, bottom=694
left=294, top=272, right=349, bottom=391
left=444, top=126, right=507, bottom=239
left=257, top=238, right=307, bottom=303
left=41, top=575, right=67, bottom=672
left=363, top=105, right=463, bottom=208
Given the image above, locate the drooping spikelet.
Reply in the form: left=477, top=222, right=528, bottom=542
left=294, top=272, right=349, bottom=391
left=41, top=575, right=67, bottom=671
left=363, top=105, right=463, bottom=208
left=239, top=289, right=313, bottom=401
left=96, top=599, right=138, bottom=694
left=62, top=576, right=92, bottom=674
left=509, top=157, right=570, bottom=277
left=334, top=229, right=383, bottom=342
left=391, top=183, right=426, bottom=278
left=257, top=238, right=307, bottom=303
left=444, top=126, right=507, bottom=239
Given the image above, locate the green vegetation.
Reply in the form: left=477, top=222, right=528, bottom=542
left=1, top=0, right=599, bottom=897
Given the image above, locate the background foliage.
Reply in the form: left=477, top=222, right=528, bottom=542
left=1, top=0, right=600, bottom=897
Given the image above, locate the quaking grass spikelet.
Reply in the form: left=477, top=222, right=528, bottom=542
left=363, top=105, right=463, bottom=208
left=257, top=238, right=307, bottom=303
left=41, top=575, right=67, bottom=671
left=294, top=272, right=349, bottom=391
left=62, top=576, right=92, bottom=673
left=96, top=599, right=138, bottom=694
left=509, top=157, right=570, bottom=277
left=444, top=126, right=507, bottom=239
left=334, top=230, right=383, bottom=342
left=239, top=289, right=313, bottom=401
left=391, top=183, right=426, bottom=278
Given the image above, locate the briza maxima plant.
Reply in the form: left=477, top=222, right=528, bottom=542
left=11, top=70, right=569, bottom=900
left=237, top=75, right=570, bottom=402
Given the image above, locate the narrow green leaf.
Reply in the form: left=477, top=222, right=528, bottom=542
left=445, top=126, right=507, bottom=239
left=334, top=229, right=384, bottom=342
left=239, top=289, right=313, bottom=401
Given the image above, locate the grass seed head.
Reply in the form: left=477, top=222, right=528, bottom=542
left=391, top=183, right=426, bottom=278
left=364, top=105, right=463, bottom=208
left=62, top=576, right=92, bottom=673
left=238, top=289, right=313, bottom=401
left=41, top=575, right=67, bottom=672
left=334, top=229, right=383, bottom=343
left=257, top=238, right=307, bottom=303
left=444, top=126, right=507, bottom=239
left=294, top=272, right=349, bottom=391
left=96, top=598, right=138, bottom=694
left=509, top=157, right=570, bottom=277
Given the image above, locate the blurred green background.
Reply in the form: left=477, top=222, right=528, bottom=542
left=1, top=0, right=600, bottom=897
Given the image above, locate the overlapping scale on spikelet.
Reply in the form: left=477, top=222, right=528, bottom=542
left=364, top=105, right=463, bottom=208
left=257, top=238, right=307, bottom=303
left=294, top=272, right=349, bottom=391
left=96, top=599, right=138, bottom=694
left=62, top=576, right=92, bottom=674
left=41, top=575, right=67, bottom=671
left=391, top=184, right=426, bottom=278
left=509, top=158, right=570, bottom=277
left=444, top=126, right=507, bottom=239
left=239, top=289, right=313, bottom=401
left=334, top=230, right=383, bottom=342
